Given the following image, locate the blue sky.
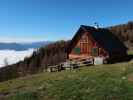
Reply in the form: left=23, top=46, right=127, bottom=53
left=0, top=0, right=132, bottom=42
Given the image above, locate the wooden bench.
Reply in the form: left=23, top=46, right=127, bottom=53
left=62, top=61, right=79, bottom=70
left=47, top=65, right=62, bottom=72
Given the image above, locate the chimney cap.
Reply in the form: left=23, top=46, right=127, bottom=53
left=94, top=22, right=99, bottom=29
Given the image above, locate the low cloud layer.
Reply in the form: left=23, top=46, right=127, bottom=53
left=0, top=49, right=34, bottom=67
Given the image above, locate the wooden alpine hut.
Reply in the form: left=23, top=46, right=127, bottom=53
left=67, top=25, right=127, bottom=64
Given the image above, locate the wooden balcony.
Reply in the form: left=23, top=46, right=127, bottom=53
left=69, top=54, right=92, bottom=60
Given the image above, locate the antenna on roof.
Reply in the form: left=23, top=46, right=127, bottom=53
left=94, top=22, right=99, bottom=29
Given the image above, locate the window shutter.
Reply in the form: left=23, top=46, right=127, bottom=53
left=74, top=47, right=81, bottom=54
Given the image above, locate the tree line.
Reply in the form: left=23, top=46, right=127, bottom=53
left=109, top=21, right=133, bottom=49
left=0, top=40, right=70, bottom=82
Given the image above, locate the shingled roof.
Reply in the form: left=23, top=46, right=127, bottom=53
left=67, top=25, right=127, bottom=55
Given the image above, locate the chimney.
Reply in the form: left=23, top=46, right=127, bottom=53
left=94, top=22, right=99, bottom=29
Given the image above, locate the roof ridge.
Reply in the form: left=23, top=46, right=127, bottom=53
left=80, top=25, right=96, bottom=31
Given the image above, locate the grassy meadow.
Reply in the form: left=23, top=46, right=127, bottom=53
left=0, top=61, right=133, bottom=100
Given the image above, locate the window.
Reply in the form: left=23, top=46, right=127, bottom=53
left=92, top=48, right=99, bottom=56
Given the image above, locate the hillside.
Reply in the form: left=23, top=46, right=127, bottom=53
left=0, top=21, right=133, bottom=82
left=0, top=40, right=69, bottom=82
left=0, top=62, right=133, bottom=100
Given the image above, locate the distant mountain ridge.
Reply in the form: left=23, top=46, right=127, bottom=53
left=0, top=41, right=51, bottom=51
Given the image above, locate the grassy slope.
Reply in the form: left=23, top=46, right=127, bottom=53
left=0, top=62, right=133, bottom=100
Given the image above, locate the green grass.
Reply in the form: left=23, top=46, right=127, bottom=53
left=128, top=50, right=133, bottom=55
left=9, top=91, right=39, bottom=100
left=0, top=62, right=133, bottom=100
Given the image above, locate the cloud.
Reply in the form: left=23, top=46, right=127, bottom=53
left=0, top=49, right=34, bottom=67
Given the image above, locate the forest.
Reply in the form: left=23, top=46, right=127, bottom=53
left=109, top=21, right=133, bottom=49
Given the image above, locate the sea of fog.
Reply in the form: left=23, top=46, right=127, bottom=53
left=0, top=49, right=34, bottom=67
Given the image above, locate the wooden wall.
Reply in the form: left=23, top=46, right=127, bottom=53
left=69, top=32, right=109, bottom=60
